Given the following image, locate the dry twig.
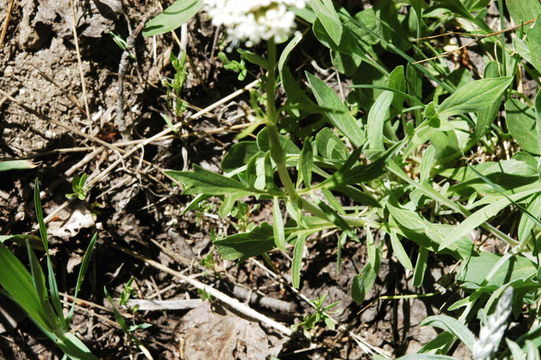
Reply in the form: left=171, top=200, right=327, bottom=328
left=414, top=18, right=536, bottom=64
left=111, top=242, right=293, bottom=336
left=116, top=17, right=148, bottom=135
left=69, top=0, right=91, bottom=119
left=0, top=0, right=15, bottom=48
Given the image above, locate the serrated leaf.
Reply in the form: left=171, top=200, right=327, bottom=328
left=143, top=0, right=202, bottom=37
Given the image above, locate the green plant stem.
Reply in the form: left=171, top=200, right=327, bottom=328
left=265, top=40, right=298, bottom=199
left=263, top=41, right=338, bottom=222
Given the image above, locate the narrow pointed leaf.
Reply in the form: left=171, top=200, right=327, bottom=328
left=273, top=197, right=286, bottom=252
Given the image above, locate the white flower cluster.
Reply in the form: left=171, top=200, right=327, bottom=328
left=203, top=0, right=307, bottom=47
left=472, top=287, right=513, bottom=360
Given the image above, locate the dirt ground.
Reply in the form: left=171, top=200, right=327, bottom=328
left=0, top=1, right=470, bottom=359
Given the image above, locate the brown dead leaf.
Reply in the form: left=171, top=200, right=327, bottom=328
left=48, top=202, right=95, bottom=240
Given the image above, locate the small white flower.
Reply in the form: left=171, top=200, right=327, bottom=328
left=472, top=287, right=514, bottom=360
left=203, top=0, right=307, bottom=46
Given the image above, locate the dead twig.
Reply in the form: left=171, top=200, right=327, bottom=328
left=69, top=0, right=91, bottom=120
left=0, top=0, right=15, bottom=48
left=125, top=298, right=202, bottom=311
left=414, top=18, right=536, bottom=64
left=151, top=238, right=294, bottom=313
left=111, top=242, right=293, bottom=336
left=116, top=16, right=148, bottom=136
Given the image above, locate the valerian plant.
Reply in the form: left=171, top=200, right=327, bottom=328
left=145, top=0, right=541, bottom=358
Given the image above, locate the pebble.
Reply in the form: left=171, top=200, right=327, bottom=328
left=4, top=65, right=14, bottom=77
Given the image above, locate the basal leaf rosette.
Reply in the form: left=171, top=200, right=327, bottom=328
left=203, top=0, right=307, bottom=46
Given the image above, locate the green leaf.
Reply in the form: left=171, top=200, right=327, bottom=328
left=506, top=339, right=526, bottom=360
left=256, top=127, right=300, bottom=155
left=437, top=77, right=512, bottom=119
left=34, top=180, right=65, bottom=328
left=506, top=0, right=541, bottom=24
left=238, top=49, right=269, bottom=69
left=292, top=235, right=306, bottom=288
left=440, top=159, right=538, bottom=196
left=420, top=145, right=436, bottom=183
left=458, top=252, right=537, bottom=288
left=324, top=142, right=402, bottom=188
left=526, top=19, right=541, bottom=71
left=213, top=223, right=275, bottom=261
left=333, top=185, right=381, bottom=207
left=317, top=201, right=356, bottom=239
left=0, top=244, right=52, bottom=332
left=68, top=233, right=97, bottom=324
left=420, top=315, right=476, bottom=351
left=310, top=0, right=343, bottom=45
left=367, top=89, right=393, bottom=154
left=315, top=128, right=347, bottom=160
left=387, top=65, right=406, bottom=112
left=506, top=98, right=540, bottom=155
left=306, top=72, right=365, bottom=147
left=221, top=142, right=259, bottom=171
left=439, top=186, right=541, bottom=250
left=386, top=198, right=473, bottom=258
left=0, top=234, right=40, bottom=247
left=413, top=247, right=428, bottom=288
left=166, top=165, right=255, bottom=195
left=299, top=141, right=313, bottom=187
left=143, top=0, right=203, bottom=37
left=389, top=232, right=413, bottom=271
left=278, top=31, right=303, bottom=73
left=351, top=263, right=377, bottom=303
left=0, top=160, right=37, bottom=172
left=472, top=61, right=502, bottom=143
left=273, top=197, right=286, bottom=252
left=281, top=66, right=321, bottom=116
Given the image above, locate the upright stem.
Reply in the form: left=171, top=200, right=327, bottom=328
left=265, top=40, right=297, bottom=199
left=265, top=40, right=327, bottom=220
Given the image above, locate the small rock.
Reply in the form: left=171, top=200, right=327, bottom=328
left=4, top=66, right=14, bottom=77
